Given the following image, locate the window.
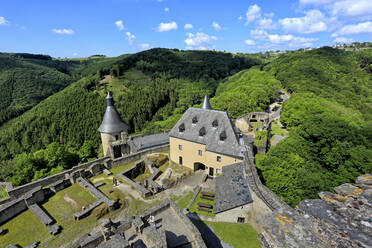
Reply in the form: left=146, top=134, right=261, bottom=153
left=115, top=135, right=119, bottom=141
left=179, top=156, right=183, bottom=165
left=198, top=150, right=202, bottom=156
left=217, top=156, right=221, bottom=162
left=219, top=130, right=227, bottom=141
left=179, top=145, right=182, bottom=150
left=216, top=169, right=221, bottom=175
left=212, top=119, right=218, bottom=127
left=192, top=116, right=198, bottom=124
left=237, top=217, right=245, bottom=223
left=199, top=127, right=206, bottom=137
left=179, top=123, right=185, bottom=132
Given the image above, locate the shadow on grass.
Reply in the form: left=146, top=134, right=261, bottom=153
left=188, top=214, right=223, bottom=248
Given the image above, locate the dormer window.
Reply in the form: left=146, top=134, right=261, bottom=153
left=179, top=123, right=185, bottom=133
left=199, top=127, right=206, bottom=137
left=192, top=116, right=198, bottom=124
left=220, top=130, right=227, bottom=141
left=212, top=119, right=218, bottom=127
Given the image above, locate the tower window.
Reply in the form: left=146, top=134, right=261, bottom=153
left=212, top=119, right=218, bottom=127
left=217, top=156, right=221, bottom=162
left=192, top=116, right=198, bottom=124
left=199, top=127, right=206, bottom=137
left=179, top=123, right=185, bottom=132
left=115, top=135, right=119, bottom=141
left=198, top=150, right=202, bottom=156
left=237, top=217, right=245, bottom=223
left=179, top=145, right=183, bottom=150
left=220, top=130, right=227, bottom=141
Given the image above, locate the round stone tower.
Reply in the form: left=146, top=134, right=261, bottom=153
left=98, top=92, right=128, bottom=157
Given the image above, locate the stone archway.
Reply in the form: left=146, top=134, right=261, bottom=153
left=194, top=162, right=206, bottom=172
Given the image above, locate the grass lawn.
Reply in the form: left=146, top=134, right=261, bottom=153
left=174, top=191, right=194, bottom=210
left=192, top=220, right=261, bottom=248
left=189, top=191, right=215, bottom=217
left=125, top=195, right=161, bottom=216
left=0, top=185, right=8, bottom=199
left=0, top=209, right=50, bottom=247
left=271, top=122, right=288, bottom=136
left=254, top=130, right=268, bottom=147
left=110, top=160, right=138, bottom=175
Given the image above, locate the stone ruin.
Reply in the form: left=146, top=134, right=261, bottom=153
left=258, top=174, right=372, bottom=248
left=77, top=200, right=206, bottom=248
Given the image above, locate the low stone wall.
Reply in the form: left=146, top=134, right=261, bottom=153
left=185, top=186, right=201, bottom=211
left=7, top=157, right=109, bottom=200
left=0, top=186, right=45, bottom=225
left=73, top=200, right=104, bottom=221
left=111, top=144, right=169, bottom=168
left=117, top=173, right=151, bottom=198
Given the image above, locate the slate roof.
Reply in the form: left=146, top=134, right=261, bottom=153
left=129, top=132, right=169, bottom=152
left=169, top=107, right=245, bottom=158
left=214, top=163, right=253, bottom=214
left=98, top=92, right=128, bottom=134
left=201, top=95, right=212, bottom=110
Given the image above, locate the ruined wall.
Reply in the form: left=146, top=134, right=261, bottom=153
left=6, top=157, right=109, bottom=200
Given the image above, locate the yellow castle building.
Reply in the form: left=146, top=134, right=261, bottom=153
left=169, top=95, right=245, bottom=177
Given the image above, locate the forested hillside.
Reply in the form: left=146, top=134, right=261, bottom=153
left=0, top=53, right=79, bottom=124
left=0, top=49, right=259, bottom=185
left=256, top=47, right=372, bottom=206
left=0, top=47, right=371, bottom=207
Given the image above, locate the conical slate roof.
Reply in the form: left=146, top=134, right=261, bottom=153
left=98, top=92, right=128, bottom=134
left=201, top=95, right=212, bottom=110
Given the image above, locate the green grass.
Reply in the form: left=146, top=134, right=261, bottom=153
left=192, top=220, right=261, bottom=248
left=174, top=191, right=194, bottom=210
left=125, top=195, right=161, bottom=216
left=110, top=160, right=138, bottom=175
left=0, top=209, right=50, bottom=247
left=250, top=122, right=262, bottom=129
left=254, top=154, right=266, bottom=169
left=254, top=130, right=268, bottom=146
left=270, top=122, right=288, bottom=136
left=189, top=191, right=215, bottom=216
left=0, top=185, right=8, bottom=199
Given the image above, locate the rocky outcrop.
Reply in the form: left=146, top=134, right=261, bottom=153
left=258, top=174, right=372, bottom=248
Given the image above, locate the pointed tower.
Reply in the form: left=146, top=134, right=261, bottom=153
left=98, top=92, right=128, bottom=157
left=201, top=95, right=212, bottom=110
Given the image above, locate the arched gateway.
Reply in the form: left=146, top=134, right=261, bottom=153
left=194, top=162, right=206, bottom=171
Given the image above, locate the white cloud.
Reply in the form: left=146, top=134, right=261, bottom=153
left=157, top=21, right=178, bottom=32
left=73, top=52, right=78, bottom=56
left=332, top=21, right=372, bottom=36
left=184, top=32, right=217, bottom=50
left=212, top=21, right=222, bottom=31
left=139, top=43, right=151, bottom=50
left=299, top=0, right=334, bottom=5
left=125, top=32, right=136, bottom=44
left=0, top=16, right=9, bottom=25
left=333, top=37, right=354, bottom=43
left=250, top=29, right=269, bottom=39
left=264, top=12, right=275, bottom=18
left=238, top=16, right=243, bottom=21
left=184, top=24, right=193, bottom=29
left=245, top=39, right=255, bottom=45
left=257, top=18, right=276, bottom=30
left=52, top=28, right=75, bottom=35
left=164, top=7, right=169, bottom=12
left=267, top=34, right=315, bottom=45
left=279, top=10, right=327, bottom=33
left=250, top=29, right=316, bottom=48
left=331, top=0, right=372, bottom=19
left=246, top=4, right=261, bottom=24
left=115, top=20, right=125, bottom=31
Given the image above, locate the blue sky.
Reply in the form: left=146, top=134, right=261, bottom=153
left=1, top=0, right=372, bottom=57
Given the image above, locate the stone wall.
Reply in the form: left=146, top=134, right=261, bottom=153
left=111, top=144, right=169, bottom=168
left=0, top=186, right=45, bottom=225
left=6, top=157, right=109, bottom=200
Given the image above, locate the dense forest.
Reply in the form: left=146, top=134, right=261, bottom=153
left=0, top=49, right=259, bottom=185
left=0, top=47, right=371, bottom=207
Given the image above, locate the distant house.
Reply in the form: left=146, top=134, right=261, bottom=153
left=169, top=95, right=245, bottom=177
